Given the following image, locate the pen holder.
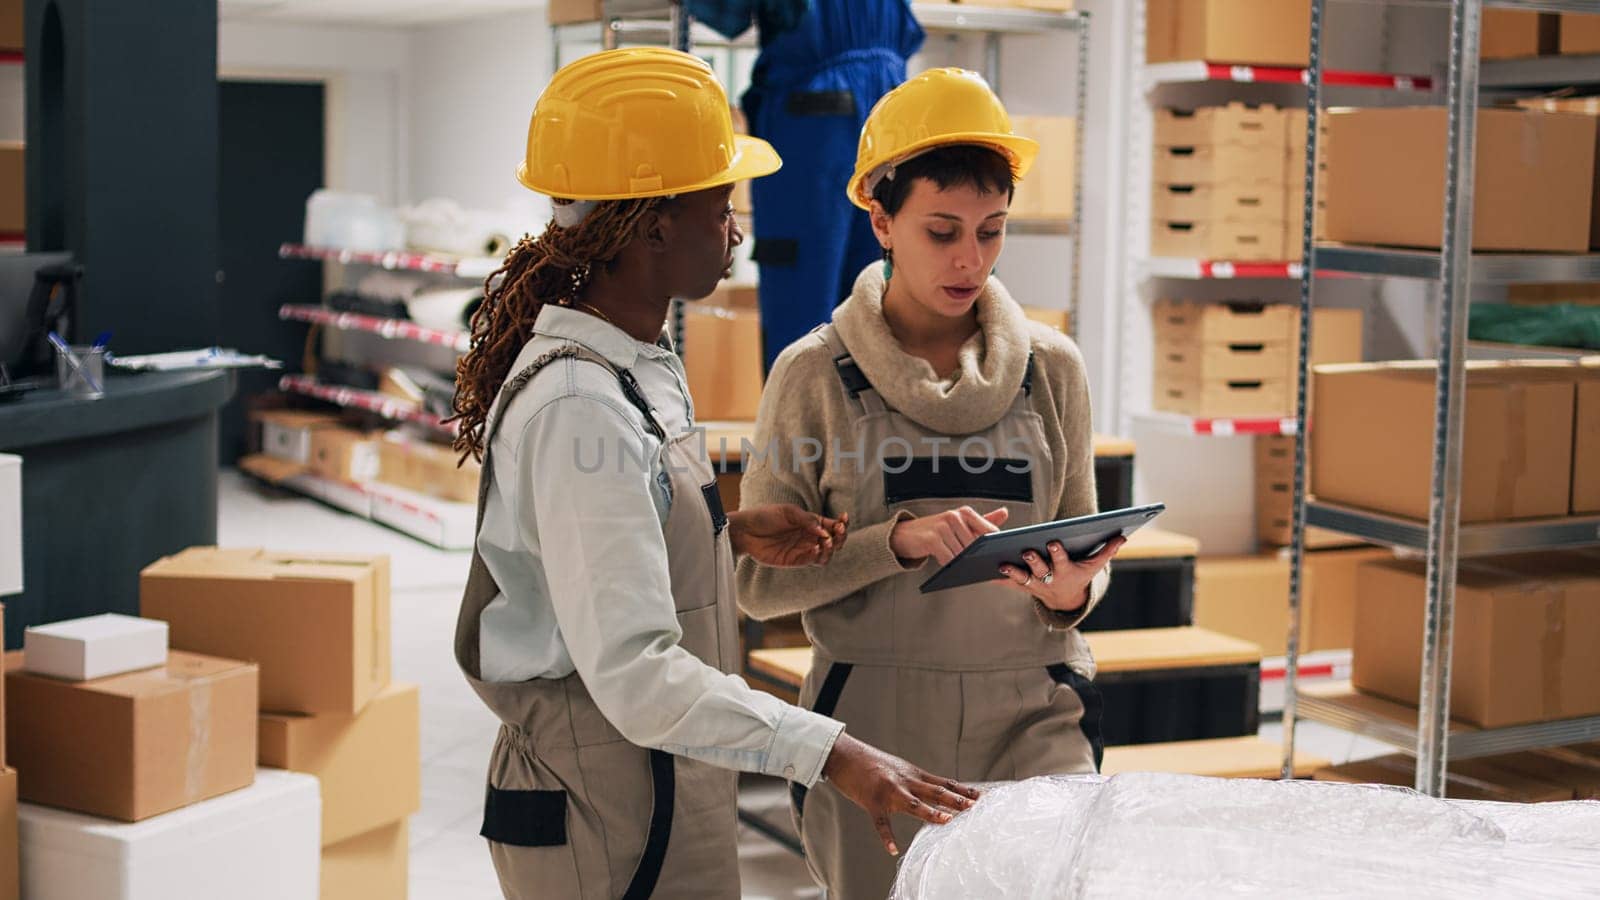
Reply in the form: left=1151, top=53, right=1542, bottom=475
left=55, top=345, right=106, bottom=399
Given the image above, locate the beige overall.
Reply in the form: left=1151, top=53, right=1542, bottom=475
left=794, top=325, right=1103, bottom=900
left=454, top=344, right=744, bottom=900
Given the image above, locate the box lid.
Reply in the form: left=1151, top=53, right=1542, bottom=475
left=5, top=649, right=254, bottom=700
left=142, top=546, right=383, bottom=587
left=24, top=613, right=166, bottom=643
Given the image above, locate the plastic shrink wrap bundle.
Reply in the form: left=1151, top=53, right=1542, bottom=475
left=891, top=773, right=1600, bottom=900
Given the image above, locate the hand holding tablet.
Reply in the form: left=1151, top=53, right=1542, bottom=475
left=919, top=504, right=1166, bottom=594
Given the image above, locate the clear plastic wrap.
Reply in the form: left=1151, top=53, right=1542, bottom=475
left=891, top=773, right=1600, bottom=900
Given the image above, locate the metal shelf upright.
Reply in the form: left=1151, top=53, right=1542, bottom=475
left=1281, top=0, right=1600, bottom=797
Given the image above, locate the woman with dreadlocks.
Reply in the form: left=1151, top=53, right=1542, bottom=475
left=450, top=49, right=979, bottom=900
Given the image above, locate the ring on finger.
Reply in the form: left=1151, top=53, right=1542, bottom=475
left=1041, top=571, right=1054, bottom=585
left=1021, top=573, right=1034, bottom=586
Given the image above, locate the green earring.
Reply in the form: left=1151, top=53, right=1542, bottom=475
left=882, top=250, right=893, bottom=281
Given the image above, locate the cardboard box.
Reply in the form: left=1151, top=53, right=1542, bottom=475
left=1301, top=546, right=1393, bottom=652
left=1152, top=182, right=1287, bottom=224
left=5, top=650, right=258, bottom=822
left=1155, top=103, right=1286, bottom=150
left=1153, top=300, right=1295, bottom=346
left=1153, top=370, right=1288, bottom=417
left=1151, top=219, right=1285, bottom=260
left=1253, top=435, right=1367, bottom=550
left=1561, top=13, right=1600, bottom=54
left=1353, top=556, right=1600, bottom=728
left=254, top=411, right=340, bottom=466
left=141, top=548, right=391, bottom=716
left=23, top=614, right=168, bottom=681
left=1576, top=361, right=1600, bottom=514
left=1312, top=361, right=1576, bottom=523
left=18, top=768, right=320, bottom=900
left=0, top=143, right=21, bottom=235
left=1283, top=108, right=1311, bottom=248
left=1508, top=282, right=1600, bottom=305
left=0, top=767, right=15, bottom=900
left=0, top=455, right=18, bottom=597
left=1313, top=754, right=1571, bottom=803
left=547, top=0, right=600, bottom=25
left=1481, top=10, right=1559, bottom=60
left=1157, top=340, right=1290, bottom=383
left=1021, top=304, right=1071, bottom=335
left=0, top=0, right=20, bottom=53
left=1514, top=96, right=1600, bottom=250
left=1153, top=142, right=1283, bottom=185
left=375, top=435, right=479, bottom=504
left=1146, top=0, right=1311, bottom=67
left=1319, top=108, right=1597, bottom=253
left=310, top=428, right=381, bottom=485
left=1010, top=116, right=1076, bottom=220
left=683, top=304, right=763, bottom=422
left=1194, top=554, right=1290, bottom=657
left=259, top=682, right=420, bottom=847
left=320, top=820, right=408, bottom=900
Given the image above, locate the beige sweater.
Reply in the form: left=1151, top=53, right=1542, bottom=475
left=736, top=263, right=1108, bottom=628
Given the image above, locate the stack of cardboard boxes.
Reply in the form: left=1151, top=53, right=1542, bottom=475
left=4, top=608, right=325, bottom=899
left=684, top=283, right=764, bottom=423
left=1152, top=104, right=1291, bottom=261
left=1009, top=116, right=1076, bottom=223
left=1146, top=0, right=1310, bottom=67
left=1151, top=301, right=1362, bottom=418
left=1482, top=10, right=1600, bottom=60
left=140, top=548, right=420, bottom=900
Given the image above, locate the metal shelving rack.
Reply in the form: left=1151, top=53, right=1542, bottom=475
left=1281, top=0, right=1600, bottom=796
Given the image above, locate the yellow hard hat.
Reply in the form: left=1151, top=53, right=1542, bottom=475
left=517, top=47, right=780, bottom=201
left=847, top=68, right=1039, bottom=210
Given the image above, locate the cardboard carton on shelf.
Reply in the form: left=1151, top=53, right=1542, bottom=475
left=1312, top=361, right=1577, bottom=523
left=17, top=768, right=320, bottom=900
left=375, top=434, right=478, bottom=504
left=1151, top=219, right=1285, bottom=261
left=1153, top=300, right=1296, bottom=346
left=1021, top=304, right=1071, bottom=335
left=1152, top=182, right=1288, bottom=225
left=1576, top=358, right=1600, bottom=514
left=1480, top=10, right=1560, bottom=60
left=141, top=548, right=391, bottom=716
left=1152, top=142, right=1284, bottom=186
left=1154, top=103, right=1286, bottom=151
left=1193, top=554, right=1290, bottom=657
left=1560, top=12, right=1600, bottom=55
left=5, top=650, right=258, bottom=822
left=1353, top=553, right=1600, bottom=729
left=1319, top=107, right=1597, bottom=253
left=1145, top=0, right=1311, bottom=67
left=1157, top=340, right=1290, bottom=384
left=258, top=682, right=420, bottom=847
left=546, top=0, right=601, bottom=24
left=253, top=410, right=340, bottom=466
left=310, top=427, right=381, bottom=485
left=1153, top=370, right=1288, bottom=418
left=683, top=302, right=763, bottom=422
left=1513, top=96, right=1600, bottom=251
left=1508, top=282, right=1600, bottom=305
left=1009, top=115, right=1076, bottom=221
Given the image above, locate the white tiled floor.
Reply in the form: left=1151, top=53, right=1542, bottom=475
left=218, top=471, right=1387, bottom=900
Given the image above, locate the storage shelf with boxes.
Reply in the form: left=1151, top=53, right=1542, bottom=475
left=278, top=242, right=499, bottom=281
left=1142, top=60, right=1434, bottom=92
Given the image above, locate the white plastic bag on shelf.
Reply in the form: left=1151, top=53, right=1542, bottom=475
left=891, top=773, right=1600, bottom=900
left=402, top=198, right=521, bottom=260
left=304, top=190, right=405, bottom=252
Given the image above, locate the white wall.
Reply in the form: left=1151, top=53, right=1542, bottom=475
left=219, top=20, right=412, bottom=206
left=405, top=11, right=555, bottom=233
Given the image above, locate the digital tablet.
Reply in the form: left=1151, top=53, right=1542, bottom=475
left=918, top=503, right=1165, bottom=594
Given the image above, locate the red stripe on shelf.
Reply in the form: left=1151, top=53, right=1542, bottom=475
left=1262, top=663, right=1338, bottom=681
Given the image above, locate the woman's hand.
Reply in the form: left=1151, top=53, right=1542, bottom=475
left=889, top=506, right=1010, bottom=565
left=821, top=732, right=982, bottom=856
left=728, top=504, right=848, bottom=567
left=997, top=536, right=1124, bottom=613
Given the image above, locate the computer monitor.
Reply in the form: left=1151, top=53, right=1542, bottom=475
left=0, top=252, right=75, bottom=380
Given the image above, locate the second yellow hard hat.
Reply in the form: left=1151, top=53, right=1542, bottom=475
left=847, top=68, right=1039, bottom=210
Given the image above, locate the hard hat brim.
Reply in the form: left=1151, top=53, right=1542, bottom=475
left=518, top=134, right=782, bottom=202
left=847, top=132, right=1041, bottom=210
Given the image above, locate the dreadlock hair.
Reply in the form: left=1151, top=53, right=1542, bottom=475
left=451, top=196, right=668, bottom=461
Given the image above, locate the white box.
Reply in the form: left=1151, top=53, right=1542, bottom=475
left=19, top=768, right=320, bottom=900
left=313, top=475, right=375, bottom=519
left=0, top=453, right=19, bottom=597
left=23, top=614, right=169, bottom=681
left=369, top=482, right=475, bottom=550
